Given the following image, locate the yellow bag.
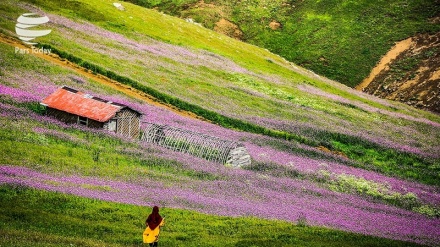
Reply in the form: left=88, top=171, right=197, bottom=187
left=143, top=219, right=165, bottom=243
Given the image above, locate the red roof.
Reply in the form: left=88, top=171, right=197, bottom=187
left=41, top=86, right=133, bottom=122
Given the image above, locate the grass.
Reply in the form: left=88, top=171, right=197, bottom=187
left=0, top=0, right=427, bottom=115
left=0, top=115, right=217, bottom=183
left=0, top=23, right=439, bottom=186
left=1, top=1, right=439, bottom=128
left=326, top=173, right=420, bottom=210
left=0, top=1, right=439, bottom=244
left=7, top=43, right=440, bottom=186
left=1, top=102, right=438, bottom=216
left=4, top=0, right=440, bottom=128
left=0, top=184, right=426, bottom=247
left=123, top=0, right=440, bottom=87
left=329, top=139, right=440, bottom=186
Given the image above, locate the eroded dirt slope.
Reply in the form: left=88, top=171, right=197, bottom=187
left=357, top=32, right=440, bottom=114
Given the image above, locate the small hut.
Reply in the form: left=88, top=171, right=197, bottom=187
left=41, top=86, right=142, bottom=138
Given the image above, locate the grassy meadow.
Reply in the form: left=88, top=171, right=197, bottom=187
left=0, top=0, right=439, bottom=246
left=1, top=0, right=439, bottom=184
left=1, top=185, right=425, bottom=247
left=124, top=0, right=440, bottom=87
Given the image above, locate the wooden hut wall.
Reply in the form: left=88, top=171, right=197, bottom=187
left=114, top=108, right=140, bottom=139
left=46, top=108, right=104, bottom=128
left=87, top=119, right=105, bottom=128
left=46, top=108, right=78, bottom=124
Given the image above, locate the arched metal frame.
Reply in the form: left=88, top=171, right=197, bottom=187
left=141, top=122, right=251, bottom=167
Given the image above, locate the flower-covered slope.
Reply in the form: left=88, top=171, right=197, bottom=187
left=1, top=40, right=440, bottom=245
left=0, top=0, right=439, bottom=246
left=1, top=0, right=439, bottom=157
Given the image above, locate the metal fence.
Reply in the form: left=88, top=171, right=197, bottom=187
left=140, top=122, right=251, bottom=167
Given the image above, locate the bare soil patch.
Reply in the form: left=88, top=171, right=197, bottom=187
left=356, top=32, right=440, bottom=114
left=356, top=38, right=413, bottom=91
left=269, top=20, right=282, bottom=30
left=214, top=18, right=243, bottom=40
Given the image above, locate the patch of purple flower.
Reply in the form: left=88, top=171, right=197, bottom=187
left=1, top=165, right=439, bottom=246
left=0, top=84, right=40, bottom=102
left=297, top=84, right=440, bottom=128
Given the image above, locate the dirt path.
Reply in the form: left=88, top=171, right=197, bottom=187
left=0, top=33, right=206, bottom=122
left=355, top=38, right=413, bottom=91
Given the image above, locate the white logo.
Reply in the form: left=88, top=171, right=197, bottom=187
left=15, top=13, right=51, bottom=45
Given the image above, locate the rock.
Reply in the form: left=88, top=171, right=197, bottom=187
left=113, top=3, right=125, bottom=11
left=269, top=20, right=282, bottom=30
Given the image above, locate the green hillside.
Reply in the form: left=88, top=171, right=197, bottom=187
left=125, top=0, right=440, bottom=87
left=0, top=40, right=434, bottom=245
left=0, top=185, right=425, bottom=247
left=0, top=0, right=439, bottom=246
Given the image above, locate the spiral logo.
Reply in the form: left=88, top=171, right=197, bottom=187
left=15, top=13, right=51, bottom=45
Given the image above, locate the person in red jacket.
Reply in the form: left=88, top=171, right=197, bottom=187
left=143, top=206, right=165, bottom=246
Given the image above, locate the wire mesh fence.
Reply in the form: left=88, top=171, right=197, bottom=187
left=140, top=122, right=251, bottom=167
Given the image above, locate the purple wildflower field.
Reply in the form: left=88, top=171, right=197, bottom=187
left=15, top=4, right=436, bottom=157
left=1, top=164, right=439, bottom=246
left=1, top=61, right=440, bottom=245
left=1, top=3, right=440, bottom=246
